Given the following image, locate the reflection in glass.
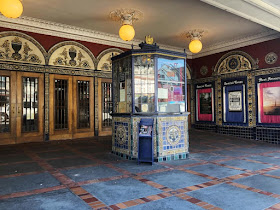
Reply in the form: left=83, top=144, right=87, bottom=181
left=77, top=81, right=90, bottom=128
left=158, top=58, right=185, bottom=113
left=22, top=77, right=38, bottom=132
left=0, top=76, right=9, bottom=133
left=134, top=55, right=155, bottom=112
left=55, top=79, right=68, bottom=130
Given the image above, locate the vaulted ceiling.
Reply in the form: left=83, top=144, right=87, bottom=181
left=1, top=0, right=280, bottom=58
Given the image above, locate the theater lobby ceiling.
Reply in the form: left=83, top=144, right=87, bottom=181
left=1, top=0, right=280, bottom=58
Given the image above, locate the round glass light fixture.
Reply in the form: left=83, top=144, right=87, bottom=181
left=0, top=0, right=23, bottom=18
left=119, top=24, right=135, bottom=41
left=109, top=9, right=143, bottom=42
left=189, top=38, right=202, bottom=54
left=182, top=29, right=205, bottom=54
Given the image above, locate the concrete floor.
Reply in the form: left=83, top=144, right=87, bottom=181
left=0, top=129, right=280, bottom=210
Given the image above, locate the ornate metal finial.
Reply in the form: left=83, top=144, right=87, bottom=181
left=145, top=35, right=154, bottom=45
left=109, top=8, right=143, bottom=25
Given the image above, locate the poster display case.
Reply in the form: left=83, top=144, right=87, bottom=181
left=111, top=39, right=189, bottom=162
left=222, top=78, right=247, bottom=124
left=256, top=74, right=280, bottom=124
left=195, top=83, right=214, bottom=122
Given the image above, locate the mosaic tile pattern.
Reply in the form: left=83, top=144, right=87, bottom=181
left=0, top=130, right=280, bottom=210
left=112, top=117, right=131, bottom=157
left=158, top=116, right=189, bottom=157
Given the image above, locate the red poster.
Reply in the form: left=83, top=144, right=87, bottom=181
left=197, top=88, right=213, bottom=121
left=259, top=81, right=280, bottom=123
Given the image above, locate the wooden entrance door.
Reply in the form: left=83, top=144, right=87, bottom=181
left=49, top=74, right=94, bottom=141
left=16, top=72, right=44, bottom=143
left=98, top=78, right=112, bottom=136
left=72, top=76, right=94, bottom=139
left=0, top=71, right=44, bottom=145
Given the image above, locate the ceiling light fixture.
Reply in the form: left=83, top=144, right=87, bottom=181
left=183, top=29, right=205, bottom=54
left=0, top=0, right=23, bottom=19
left=110, top=8, right=143, bottom=41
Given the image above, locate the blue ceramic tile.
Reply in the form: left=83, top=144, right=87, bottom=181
left=234, top=174, right=280, bottom=194
left=126, top=195, right=204, bottom=210
left=82, top=178, right=161, bottom=205
left=187, top=183, right=279, bottom=210
left=187, top=164, right=243, bottom=178
left=265, top=169, right=280, bottom=176
left=220, top=159, right=270, bottom=171
left=142, top=170, right=210, bottom=189
left=0, top=162, right=43, bottom=176
left=0, top=172, right=60, bottom=195
left=61, top=165, right=121, bottom=182
left=246, top=156, right=280, bottom=165
left=0, top=189, right=91, bottom=210
left=114, top=161, right=165, bottom=173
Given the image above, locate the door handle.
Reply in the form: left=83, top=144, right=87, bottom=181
left=17, top=104, right=22, bottom=115
left=11, top=104, right=16, bottom=115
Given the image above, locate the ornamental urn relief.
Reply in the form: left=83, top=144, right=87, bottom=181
left=11, top=37, right=22, bottom=60
left=69, top=46, right=77, bottom=66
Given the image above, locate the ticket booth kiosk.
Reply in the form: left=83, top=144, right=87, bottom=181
left=111, top=37, right=189, bottom=162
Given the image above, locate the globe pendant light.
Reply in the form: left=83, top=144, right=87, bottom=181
left=110, top=9, right=143, bottom=42
left=189, top=38, right=202, bottom=54
left=0, top=0, right=23, bottom=19
left=119, top=24, right=135, bottom=41
left=183, top=29, right=205, bottom=54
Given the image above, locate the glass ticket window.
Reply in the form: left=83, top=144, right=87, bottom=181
left=112, top=42, right=187, bottom=115
left=157, top=57, right=185, bottom=113
left=134, top=55, right=155, bottom=113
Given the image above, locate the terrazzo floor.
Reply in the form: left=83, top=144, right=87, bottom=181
left=0, top=129, right=280, bottom=210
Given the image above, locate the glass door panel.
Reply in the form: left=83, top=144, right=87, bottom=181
left=102, top=82, right=112, bottom=128
left=0, top=76, right=10, bottom=133
left=54, top=79, right=68, bottom=130
left=16, top=72, right=44, bottom=143
left=22, top=77, right=39, bottom=132
left=0, top=71, right=16, bottom=145
left=98, top=78, right=112, bottom=136
left=72, top=76, right=94, bottom=139
left=77, top=80, right=90, bottom=129
left=49, top=74, right=72, bottom=141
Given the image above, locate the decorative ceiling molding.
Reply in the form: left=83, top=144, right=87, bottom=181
left=0, top=15, right=279, bottom=60
left=244, top=0, right=280, bottom=18
left=201, top=0, right=280, bottom=32
left=0, top=16, right=187, bottom=56
left=192, top=29, right=280, bottom=59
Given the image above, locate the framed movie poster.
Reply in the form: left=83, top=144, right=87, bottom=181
left=228, top=91, right=242, bottom=111
left=199, top=92, right=212, bottom=114
left=258, top=79, right=280, bottom=124
left=263, top=86, right=280, bottom=116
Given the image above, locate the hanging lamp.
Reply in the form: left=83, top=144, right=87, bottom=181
left=0, top=0, right=23, bottom=18
left=183, top=29, right=205, bottom=54
left=110, top=9, right=143, bottom=41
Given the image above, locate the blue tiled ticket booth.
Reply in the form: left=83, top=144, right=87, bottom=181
left=111, top=39, right=189, bottom=162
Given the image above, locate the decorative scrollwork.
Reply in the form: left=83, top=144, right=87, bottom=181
left=214, top=51, right=258, bottom=75
left=48, top=41, right=96, bottom=70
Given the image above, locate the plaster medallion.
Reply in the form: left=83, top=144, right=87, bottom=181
left=200, top=65, right=208, bottom=76
left=265, top=52, right=278, bottom=65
